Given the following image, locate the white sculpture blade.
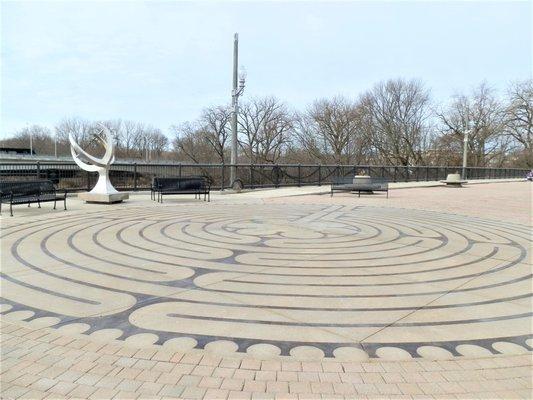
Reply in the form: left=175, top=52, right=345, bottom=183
left=69, top=123, right=119, bottom=195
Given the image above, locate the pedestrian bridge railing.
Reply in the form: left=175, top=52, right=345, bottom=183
left=0, top=162, right=528, bottom=192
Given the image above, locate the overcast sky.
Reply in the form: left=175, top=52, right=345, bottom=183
left=1, top=0, right=531, bottom=138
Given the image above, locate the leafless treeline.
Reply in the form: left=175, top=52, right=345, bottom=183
left=3, top=78, right=532, bottom=167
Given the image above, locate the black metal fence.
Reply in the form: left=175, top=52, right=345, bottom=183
left=0, top=162, right=528, bottom=192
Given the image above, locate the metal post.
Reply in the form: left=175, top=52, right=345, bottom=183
left=221, top=163, right=225, bottom=190
left=297, top=164, right=301, bottom=187
left=462, top=130, right=469, bottom=180
left=133, top=163, right=138, bottom=191
left=54, top=134, right=57, bottom=158
left=250, top=164, right=254, bottom=189
left=230, top=33, right=239, bottom=187
left=36, top=162, right=40, bottom=179
left=318, top=165, right=322, bottom=186
left=178, top=163, right=182, bottom=178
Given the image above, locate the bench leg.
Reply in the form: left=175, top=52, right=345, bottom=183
left=208, top=191, right=210, bottom=202
left=54, top=199, right=57, bottom=210
left=10, top=202, right=13, bottom=217
left=358, top=190, right=361, bottom=198
left=38, top=199, right=41, bottom=208
left=64, top=196, right=67, bottom=210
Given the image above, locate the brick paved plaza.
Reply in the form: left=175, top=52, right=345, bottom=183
left=1, top=181, right=531, bottom=399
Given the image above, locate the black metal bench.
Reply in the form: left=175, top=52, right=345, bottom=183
left=0, top=180, right=67, bottom=216
left=151, top=176, right=211, bottom=203
left=331, top=176, right=389, bottom=198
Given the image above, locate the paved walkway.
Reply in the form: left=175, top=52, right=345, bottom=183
left=1, top=181, right=531, bottom=399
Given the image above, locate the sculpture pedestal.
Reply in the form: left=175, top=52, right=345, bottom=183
left=78, top=192, right=129, bottom=204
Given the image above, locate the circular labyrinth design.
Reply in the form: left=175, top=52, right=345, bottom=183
left=1, top=204, right=531, bottom=359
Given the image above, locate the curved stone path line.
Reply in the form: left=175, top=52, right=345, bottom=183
left=1, top=204, right=531, bottom=362
left=0, top=319, right=531, bottom=400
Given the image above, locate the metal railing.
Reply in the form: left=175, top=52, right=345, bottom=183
left=0, top=162, right=528, bottom=192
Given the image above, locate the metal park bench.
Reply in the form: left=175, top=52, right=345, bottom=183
left=151, top=176, right=211, bottom=203
left=331, top=176, right=389, bottom=198
left=0, top=180, right=68, bottom=216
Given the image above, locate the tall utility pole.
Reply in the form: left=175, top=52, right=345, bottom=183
left=230, top=33, right=245, bottom=188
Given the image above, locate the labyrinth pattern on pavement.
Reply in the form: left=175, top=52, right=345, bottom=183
left=1, top=203, right=531, bottom=360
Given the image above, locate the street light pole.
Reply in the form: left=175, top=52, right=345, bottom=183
left=230, top=33, right=245, bottom=189
left=54, top=133, right=57, bottom=158
left=462, top=126, right=470, bottom=180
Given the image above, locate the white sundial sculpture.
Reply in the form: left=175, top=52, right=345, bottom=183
left=69, top=125, right=129, bottom=204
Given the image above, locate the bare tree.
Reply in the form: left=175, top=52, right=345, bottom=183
left=504, top=80, right=533, bottom=166
left=170, top=122, right=213, bottom=163
left=1, top=125, right=54, bottom=155
left=2, top=78, right=530, bottom=168
left=199, top=105, right=231, bottom=163
left=117, top=120, right=141, bottom=158
left=359, top=79, right=432, bottom=166
left=296, top=96, right=367, bottom=164
left=148, top=129, right=169, bottom=158
left=238, top=97, right=294, bottom=163
left=436, top=82, right=508, bottom=167
left=55, top=117, right=94, bottom=147
left=130, top=125, right=167, bottom=161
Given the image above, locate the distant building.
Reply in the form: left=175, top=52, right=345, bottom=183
left=0, top=147, right=36, bottom=155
